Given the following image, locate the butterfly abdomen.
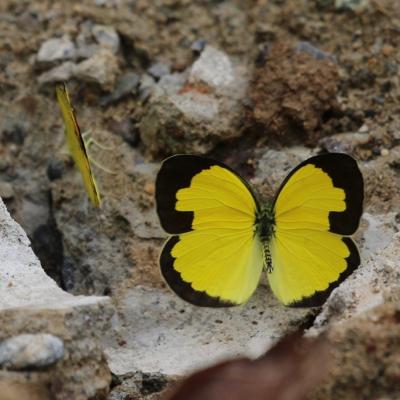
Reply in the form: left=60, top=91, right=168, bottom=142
left=255, top=204, right=275, bottom=272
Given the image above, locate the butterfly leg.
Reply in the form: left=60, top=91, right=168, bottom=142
left=84, top=134, right=114, bottom=151
left=87, top=155, right=117, bottom=174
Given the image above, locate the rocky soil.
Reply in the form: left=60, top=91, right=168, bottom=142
left=1, top=0, right=400, bottom=399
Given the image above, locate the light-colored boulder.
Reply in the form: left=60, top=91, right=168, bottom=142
left=105, top=285, right=314, bottom=376
left=0, top=198, right=114, bottom=400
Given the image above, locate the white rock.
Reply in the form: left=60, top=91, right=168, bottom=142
left=92, top=25, right=120, bottom=54
left=73, top=49, right=119, bottom=90
left=37, top=61, right=76, bottom=85
left=0, top=334, right=64, bottom=369
left=37, top=36, right=76, bottom=64
left=190, top=45, right=235, bottom=89
left=0, top=198, right=106, bottom=310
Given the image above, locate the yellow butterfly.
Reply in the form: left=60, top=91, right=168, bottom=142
left=56, top=83, right=101, bottom=208
left=155, top=154, right=363, bottom=307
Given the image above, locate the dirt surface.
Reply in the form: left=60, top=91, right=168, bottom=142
left=1, top=0, right=400, bottom=399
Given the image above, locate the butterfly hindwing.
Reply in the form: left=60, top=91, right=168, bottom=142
left=56, top=83, right=101, bottom=208
left=268, top=153, right=363, bottom=306
left=269, top=231, right=360, bottom=307
left=156, top=155, right=264, bottom=306
left=161, top=232, right=264, bottom=307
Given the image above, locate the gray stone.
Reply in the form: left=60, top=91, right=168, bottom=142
left=319, top=131, right=371, bottom=154
left=100, top=72, right=140, bottom=106
left=95, top=0, right=122, bottom=5
left=92, top=24, right=120, bottom=54
left=37, top=36, right=76, bottom=64
left=154, top=72, right=187, bottom=96
left=171, top=91, right=219, bottom=121
left=37, top=61, right=76, bottom=85
left=76, top=43, right=100, bottom=60
left=191, top=38, right=207, bottom=53
left=73, top=49, right=119, bottom=90
left=335, top=0, right=370, bottom=11
left=148, top=63, right=171, bottom=80
left=0, top=334, right=64, bottom=370
left=296, top=41, right=336, bottom=63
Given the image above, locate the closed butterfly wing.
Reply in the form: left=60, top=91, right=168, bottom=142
left=56, top=84, right=101, bottom=208
left=156, top=155, right=264, bottom=307
left=268, top=153, right=363, bottom=307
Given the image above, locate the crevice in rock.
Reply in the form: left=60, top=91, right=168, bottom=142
left=30, top=190, right=64, bottom=288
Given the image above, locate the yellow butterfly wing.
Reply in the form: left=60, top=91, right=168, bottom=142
left=268, top=154, right=363, bottom=307
left=156, top=155, right=263, bottom=306
left=56, top=84, right=101, bottom=208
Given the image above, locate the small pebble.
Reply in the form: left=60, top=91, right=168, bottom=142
left=0, top=181, right=14, bottom=199
left=101, top=72, right=140, bottom=106
left=47, top=159, right=64, bottom=181
left=73, top=49, right=119, bottom=90
left=75, top=43, right=100, bottom=60
left=148, top=63, right=171, bottom=80
left=37, top=36, right=76, bottom=64
left=380, top=148, right=389, bottom=157
left=0, top=334, right=64, bottom=370
left=144, top=182, right=155, bottom=195
left=191, top=39, right=207, bottom=54
left=335, top=0, right=370, bottom=11
left=92, top=24, right=120, bottom=54
left=296, top=41, right=336, bottom=62
left=189, top=45, right=235, bottom=89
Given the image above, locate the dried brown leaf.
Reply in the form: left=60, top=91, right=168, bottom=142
left=164, top=333, right=330, bottom=400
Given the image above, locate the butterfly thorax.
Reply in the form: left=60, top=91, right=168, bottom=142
left=255, top=203, right=275, bottom=272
